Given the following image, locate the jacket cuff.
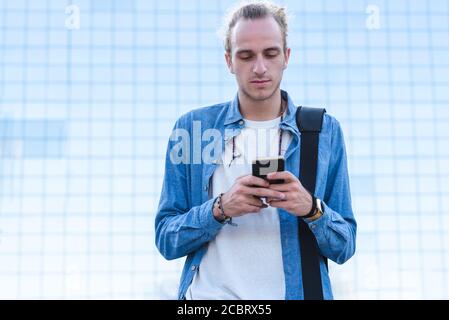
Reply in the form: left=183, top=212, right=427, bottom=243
left=303, top=201, right=332, bottom=242
left=200, top=197, right=225, bottom=238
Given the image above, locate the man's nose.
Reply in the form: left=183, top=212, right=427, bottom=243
left=253, top=56, right=267, bottom=75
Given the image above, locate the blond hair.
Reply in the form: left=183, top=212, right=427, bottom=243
left=222, top=1, right=289, bottom=53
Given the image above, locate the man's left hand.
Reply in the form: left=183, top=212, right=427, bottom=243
left=266, top=171, right=313, bottom=217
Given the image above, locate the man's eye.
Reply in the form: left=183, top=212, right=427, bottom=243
left=266, top=52, right=279, bottom=58
left=240, top=55, right=252, bottom=60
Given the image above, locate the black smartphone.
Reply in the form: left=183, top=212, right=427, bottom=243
left=252, top=156, right=285, bottom=184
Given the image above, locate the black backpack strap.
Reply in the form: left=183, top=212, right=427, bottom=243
left=296, top=106, right=327, bottom=300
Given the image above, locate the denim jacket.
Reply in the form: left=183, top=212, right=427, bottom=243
left=155, top=90, right=357, bottom=300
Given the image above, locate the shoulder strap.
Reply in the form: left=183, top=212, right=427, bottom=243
left=296, top=106, right=327, bottom=300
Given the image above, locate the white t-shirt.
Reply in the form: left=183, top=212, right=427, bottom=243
left=186, top=116, right=292, bottom=300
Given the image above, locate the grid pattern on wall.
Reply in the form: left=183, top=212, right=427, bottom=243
left=0, top=0, right=448, bottom=299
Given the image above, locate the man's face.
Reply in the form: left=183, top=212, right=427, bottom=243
left=225, top=16, right=291, bottom=102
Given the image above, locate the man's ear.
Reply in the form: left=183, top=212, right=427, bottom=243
left=283, top=47, right=291, bottom=70
left=225, top=52, right=235, bottom=74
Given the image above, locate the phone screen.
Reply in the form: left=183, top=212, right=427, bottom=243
left=252, top=156, right=285, bottom=184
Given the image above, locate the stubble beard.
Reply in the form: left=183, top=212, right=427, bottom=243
left=240, top=78, right=282, bottom=103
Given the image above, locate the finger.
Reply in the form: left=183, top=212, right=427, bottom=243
left=239, top=195, right=265, bottom=208
left=267, top=200, right=287, bottom=208
left=270, top=191, right=288, bottom=200
left=243, top=204, right=263, bottom=213
left=243, top=186, right=286, bottom=200
left=245, top=196, right=266, bottom=208
left=267, top=171, right=298, bottom=183
left=239, top=175, right=270, bottom=188
left=268, top=182, right=296, bottom=192
left=237, top=193, right=266, bottom=208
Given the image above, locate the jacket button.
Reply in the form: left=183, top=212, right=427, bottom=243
left=191, top=265, right=197, bottom=271
left=238, top=120, right=244, bottom=125
left=204, top=186, right=208, bottom=191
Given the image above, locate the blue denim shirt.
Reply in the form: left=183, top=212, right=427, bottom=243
left=155, top=90, right=357, bottom=300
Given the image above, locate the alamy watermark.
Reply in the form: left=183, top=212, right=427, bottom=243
left=65, top=4, right=80, bottom=30
left=366, top=5, right=381, bottom=30
left=169, top=121, right=286, bottom=166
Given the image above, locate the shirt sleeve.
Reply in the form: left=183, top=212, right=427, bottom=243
left=154, top=116, right=224, bottom=260
left=304, top=117, right=357, bottom=264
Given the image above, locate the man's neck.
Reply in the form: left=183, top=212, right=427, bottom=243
left=238, top=89, right=284, bottom=121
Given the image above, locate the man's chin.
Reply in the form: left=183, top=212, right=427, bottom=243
left=245, top=88, right=277, bottom=101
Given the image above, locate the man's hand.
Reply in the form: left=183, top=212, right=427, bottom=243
left=266, top=171, right=314, bottom=217
left=220, top=175, right=286, bottom=218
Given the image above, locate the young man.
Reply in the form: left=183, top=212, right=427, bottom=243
left=155, top=1, right=356, bottom=300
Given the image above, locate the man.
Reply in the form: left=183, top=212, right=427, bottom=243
left=155, top=1, right=356, bottom=300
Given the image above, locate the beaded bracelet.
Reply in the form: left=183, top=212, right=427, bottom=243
left=216, top=193, right=237, bottom=226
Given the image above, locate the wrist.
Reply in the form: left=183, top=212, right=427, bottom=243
left=212, top=196, right=225, bottom=222
left=213, top=193, right=232, bottom=224
left=302, top=193, right=317, bottom=218
left=304, top=197, right=324, bottom=221
left=213, top=202, right=223, bottom=221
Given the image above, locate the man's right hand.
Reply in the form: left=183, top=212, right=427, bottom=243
left=217, top=175, right=286, bottom=219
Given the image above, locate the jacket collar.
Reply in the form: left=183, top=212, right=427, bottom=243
left=224, top=89, right=300, bottom=137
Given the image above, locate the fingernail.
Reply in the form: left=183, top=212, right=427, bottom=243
left=280, top=194, right=285, bottom=199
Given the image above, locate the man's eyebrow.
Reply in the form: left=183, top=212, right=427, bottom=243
left=236, top=49, right=253, bottom=55
left=236, top=47, right=281, bottom=55
left=264, top=47, right=281, bottom=52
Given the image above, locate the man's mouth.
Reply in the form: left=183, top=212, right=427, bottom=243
left=251, top=80, right=271, bottom=86
left=251, top=80, right=271, bottom=84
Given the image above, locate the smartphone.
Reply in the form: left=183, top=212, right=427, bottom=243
left=252, top=156, right=285, bottom=184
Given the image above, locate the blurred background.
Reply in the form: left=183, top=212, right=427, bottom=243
left=0, top=0, right=448, bottom=299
